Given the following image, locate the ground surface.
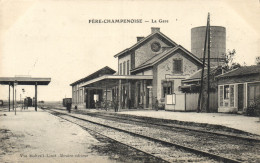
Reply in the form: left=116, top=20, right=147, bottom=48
left=1, top=105, right=260, bottom=163
left=0, top=107, right=172, bottom=163
left=0, top=108, right=116, bottom=163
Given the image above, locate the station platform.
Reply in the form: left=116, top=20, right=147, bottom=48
left=115, top=110, right=260, bottom=135
left=0, top=107, right=115, bottom=163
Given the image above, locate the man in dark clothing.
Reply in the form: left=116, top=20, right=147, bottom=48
left=67, top=102, right=72, bottom=113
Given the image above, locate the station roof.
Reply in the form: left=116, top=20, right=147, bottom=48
left=0, top=77, right=51, bottom=85
left=70, top=66, right=116, bottom=86
left=114, top=30, right=178, bottom=58
left=131, top=45, right=204, bottom=73
left=216, top=65, right=260, bottom=79
left=79, top=75, right=153, bottom=88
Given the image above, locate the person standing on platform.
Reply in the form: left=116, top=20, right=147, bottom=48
left=67, top=102, right=71, bottom=113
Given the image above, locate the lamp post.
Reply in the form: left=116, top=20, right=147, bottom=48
left=22, top=89, right=25, bottom=109
left=14, top=81, right=17, bottom=115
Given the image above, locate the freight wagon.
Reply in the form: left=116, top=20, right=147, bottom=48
left=24, top=97, right=33, bottom=107
left=63, top=98, right=72, bottom=107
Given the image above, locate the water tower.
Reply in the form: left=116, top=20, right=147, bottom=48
left=191, top=26, right=226, bottom=66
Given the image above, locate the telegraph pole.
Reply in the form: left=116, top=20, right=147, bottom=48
left=207, top=13, right=211, bottom=113
left=197, top=13, right=210, bottom=112
left=8, top=82, right=10, bottom=112
left=14, top=81, right=17, bottom=115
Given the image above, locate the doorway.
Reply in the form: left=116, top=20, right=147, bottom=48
left=238, top=84, right=244, bottom=111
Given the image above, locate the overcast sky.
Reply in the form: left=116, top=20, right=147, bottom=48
left=0, top=0, right=259, bottom=101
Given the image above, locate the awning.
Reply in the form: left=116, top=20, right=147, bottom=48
left=79, top=75, right=153, bottom=88
left=0, top=77, right=51, bottom=85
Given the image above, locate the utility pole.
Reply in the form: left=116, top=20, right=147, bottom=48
left=8, top=82, right=10, bottom=112
left=197, top=13, right=210, bottom=112
left=14, top=81, right=17, bottom=115
left=207, top=13, right=211, bottom=113
left=35, top=82, right=37, bottom=111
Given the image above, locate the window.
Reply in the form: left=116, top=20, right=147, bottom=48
left=224, top=85, right=229, bottom=99
left=219, top=85, right=224, bottom=107
left=119, top=63, right=122, bottom=75
left=123, top=61, right=126, bottom=75
left=173, top=59, right=183, bottom=73
left=230, top=85, right=234, bottom=107
left=162, top=81, right=173, bottom=98
left=127, top=60, right=130, bottom=75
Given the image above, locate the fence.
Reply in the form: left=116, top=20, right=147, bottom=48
left=185, top=93, right=199, bottom=111
left=165, top=92, right=218, bottom=112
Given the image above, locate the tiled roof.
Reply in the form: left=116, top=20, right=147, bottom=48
left=114, top=31, right=178, bottom=58
left=131, top=45, right=203, bottom=73
left=70, top=66, right=116, bottom=86
left=216, top=65, right=260, bottom=78
left=182, top=67, right=219, bottom=82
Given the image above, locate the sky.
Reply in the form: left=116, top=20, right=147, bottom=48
left=0, top=0, right=259, bottom=101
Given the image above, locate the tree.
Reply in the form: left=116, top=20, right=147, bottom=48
left=222, top=49, right=241, bottom=71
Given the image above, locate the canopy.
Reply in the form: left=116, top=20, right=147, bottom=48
left=0, top=77, right=51, bottom=85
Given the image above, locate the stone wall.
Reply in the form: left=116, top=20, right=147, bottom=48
left=155, top=50, right=200, bottom=100
left=135, top=37, right=169, bottom=67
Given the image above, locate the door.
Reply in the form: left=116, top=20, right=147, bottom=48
left=238, top=84, right=244, bottom=111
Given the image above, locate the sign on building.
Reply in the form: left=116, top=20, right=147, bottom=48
left=166, top=94, right=176, bottom=105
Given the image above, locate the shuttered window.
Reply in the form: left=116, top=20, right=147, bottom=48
left=120, top=63, right=122, bottom=75
left=219, top=85, right=224, bottom=107
left=123, top=61, right=126, bottom=75
left=173, top=59, right=183, bottom=74
left=127, top=60, right=130, bottom=75
left=230, top=85, right=234, bottom=107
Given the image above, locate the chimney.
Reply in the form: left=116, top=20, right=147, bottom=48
left=151, top=27, right=160, bottom=33
left=137, top=36, right=144, bottom=42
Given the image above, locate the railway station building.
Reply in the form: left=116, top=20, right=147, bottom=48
left=71, top=27, right=205, bottom=110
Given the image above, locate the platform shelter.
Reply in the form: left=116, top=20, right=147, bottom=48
left=0, top=77, right=51, bottom=111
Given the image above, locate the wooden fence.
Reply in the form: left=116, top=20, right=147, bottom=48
left=165, top=92, right=218, bottom=112
left=185, top=93, right=199, bottom=111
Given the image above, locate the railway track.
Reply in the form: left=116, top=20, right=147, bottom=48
left=74, top=110, right=260, bottom=142
left=44, top=108, right=253, bottom=163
